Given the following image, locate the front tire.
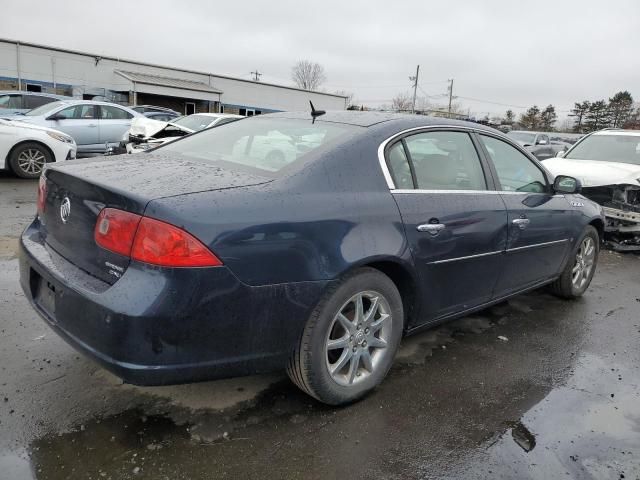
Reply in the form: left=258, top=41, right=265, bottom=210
left=287, top=268, right=403, bottom=405
left=9, top=142, right=52, bottom=179
left=550, top=225, right=599, bottom=299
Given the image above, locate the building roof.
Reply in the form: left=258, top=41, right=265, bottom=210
left=1, top=38, right=347, bottom=100
left=114, top=70, right=223, bottom=94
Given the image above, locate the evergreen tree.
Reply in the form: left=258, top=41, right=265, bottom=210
left=539, top=105, right=557, bottom=131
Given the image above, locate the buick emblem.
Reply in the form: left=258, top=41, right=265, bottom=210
left=60, top=197, right=71, bottom=223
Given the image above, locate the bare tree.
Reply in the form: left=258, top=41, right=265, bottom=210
left=291, top=60, right=326, bottom=90
left=391, top=92, right=413, bottom=111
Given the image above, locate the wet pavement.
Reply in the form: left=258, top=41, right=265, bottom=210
left=1, top=173, right=639, bottom=479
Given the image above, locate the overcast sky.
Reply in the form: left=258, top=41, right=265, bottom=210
left=2, top=0, right=639, bottom=120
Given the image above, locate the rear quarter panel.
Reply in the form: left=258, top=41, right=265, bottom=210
left=144, top=132, right=411, bottom=286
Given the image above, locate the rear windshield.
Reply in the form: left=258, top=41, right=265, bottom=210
left=566, top=134, right=640, bottom=165
left=160, top=117, right=360, bottom=172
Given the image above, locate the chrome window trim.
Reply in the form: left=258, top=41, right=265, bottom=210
left=377, top=125, right=486, bottom=190
left=429, top=250, right=502, bottom=265
left=506, top=239, right=569, bottom=253
left=391, top=188, right=563, bottom=197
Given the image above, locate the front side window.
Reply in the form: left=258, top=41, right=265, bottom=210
left=481, top=135, right=547, bottom=193
left=56, top=105, right=97, bottom=120
left=565, top=134, right=640, bottom=166
left=160, top=117, right=359, bottom=173
left=100, top=106, right=133, bottom=120
left=402, top=131, right=487, bottom=190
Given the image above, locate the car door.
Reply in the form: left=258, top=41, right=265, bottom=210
left=48, top=104, right=100, bottom=150
left=385, top=129, right=508, bottom=321
left=98, top=105, right=134, bottom=146
left=477, top=134, right=572, bottom=295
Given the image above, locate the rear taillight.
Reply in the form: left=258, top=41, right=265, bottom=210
left=95, top=208, right=142, bottom=257
left=37, top=175, right=47, bottom=217
left=94, top=208, right=222, bottom=268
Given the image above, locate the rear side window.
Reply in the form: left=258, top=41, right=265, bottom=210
left=0, top=95, right=22, bottom=109
left=480, top=135, right=547, bottom=193
left=386, top=142, right=413, bottom=189
left=161, top=117, right=359, bottom=173
left=402, top=131, right=487, bottom=190
left=100, top=106, right=133, bottom=119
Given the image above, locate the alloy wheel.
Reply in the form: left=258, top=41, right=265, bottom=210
left=325, top=291, right=393, bottom=386
left=17, top=149, right=46, bottom=175
left=572, top=236, right=596, bottom=290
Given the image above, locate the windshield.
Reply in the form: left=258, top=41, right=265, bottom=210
left=172, top=115, right=220, bottom=131
left=160, top=117, right=359, bottom=172
left=24, top=101, right=66, bottom=116
left=507, top=132, right=536, bottom=144
left=566, top=134, right=640, bottom=165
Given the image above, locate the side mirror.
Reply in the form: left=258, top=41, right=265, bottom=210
left=46, top=113, right=65, bottom=121
left=537, top=139, right=548, bottom=145
left=553, top=175, right=581, bottom=194
left=556, top=150, right=566, bottom=158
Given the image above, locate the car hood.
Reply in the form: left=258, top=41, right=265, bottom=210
left=128, top=116, right=193, bottom=139
left=542, top=157, right=640, bottom=187
left=0, top=118, right=69, bottom=136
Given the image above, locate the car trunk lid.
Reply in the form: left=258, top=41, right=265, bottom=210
left=40, top=152, right=271, bottom=284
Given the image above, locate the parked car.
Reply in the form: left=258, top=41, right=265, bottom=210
left=19, top=112, right=603, bottom=405
left=0, top=90, right=71, bottom=116
left=131, top=105, right=181, bottom=122
left=0, top=119, right=76, bottom=178
left=8, top=100, right=141, bottom=154
left=507, top=130, right=569, bottom=160
left=542, top=129, right=640, bottom=251
left=126, top=113, right=242, bottom=153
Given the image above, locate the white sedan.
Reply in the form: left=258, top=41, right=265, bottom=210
left=0, top=119, right=76, bottom=178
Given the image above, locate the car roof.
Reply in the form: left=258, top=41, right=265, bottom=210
left=266, top=110, right=500, bottom=133
left=591, top=129, right=640, bottom=137
left=0, top=90, right=70, bottom=99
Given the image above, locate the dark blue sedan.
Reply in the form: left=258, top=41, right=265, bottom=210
left=19, top=111, right=604, bottom=405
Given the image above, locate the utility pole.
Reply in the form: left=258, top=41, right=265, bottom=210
left=250, top=70, right=262, bottom=82
left=447, top=78, right=454, bottom=118
left=409, top=65, right=419, bottom=114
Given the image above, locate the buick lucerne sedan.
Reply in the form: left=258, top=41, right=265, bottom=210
left=19, top=111, right=604, bottom=405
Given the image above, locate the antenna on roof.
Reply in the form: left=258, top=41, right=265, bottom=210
left=309, top=101, right=325, bottom=123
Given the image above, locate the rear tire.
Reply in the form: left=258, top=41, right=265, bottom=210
left=9, top=142, right=52, bottom=179
left=287, top=268, right=403, bottom=405
left=549, top=226, right=599, bottom=299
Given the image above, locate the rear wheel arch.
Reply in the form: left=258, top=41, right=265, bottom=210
left=340, top=258, right=418, bottom=331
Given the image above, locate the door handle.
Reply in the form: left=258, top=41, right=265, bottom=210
left=512, top=218, right=530, bottom=230
left=417, top=223, right=446, bottom=235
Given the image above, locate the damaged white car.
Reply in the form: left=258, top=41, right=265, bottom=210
left=125, top=113, right=242, bottom=153
left=543, top=129, right=640, bottom=251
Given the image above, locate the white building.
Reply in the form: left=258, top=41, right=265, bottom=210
left=0, top=38, right=347, bottom=115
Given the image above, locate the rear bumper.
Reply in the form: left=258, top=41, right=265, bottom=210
left=19, top=220, right=330, bottom=385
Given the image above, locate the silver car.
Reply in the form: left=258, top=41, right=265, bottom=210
left=11, top=100, right=141, bottom=154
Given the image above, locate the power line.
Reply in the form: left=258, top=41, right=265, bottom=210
left=455, top=96, right=528, bottom=109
